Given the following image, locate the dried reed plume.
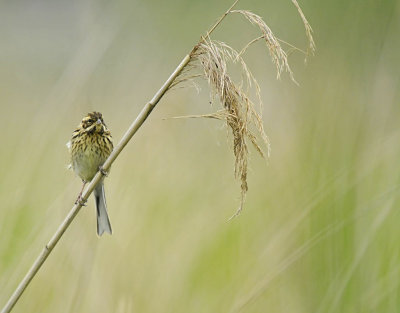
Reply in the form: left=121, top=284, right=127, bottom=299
left=188, top=40, right=269, bottom=219
left=174, top=3, right=315, bottom=218
left=291, top=0, right=316, bottom=56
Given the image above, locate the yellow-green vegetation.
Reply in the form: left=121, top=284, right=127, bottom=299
left=0, top=0, right=399, bottom=312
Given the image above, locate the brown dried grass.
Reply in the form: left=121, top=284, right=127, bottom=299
left=173, top=2, right=314, bottom=218
left=188, top=39, right=270, bottom=218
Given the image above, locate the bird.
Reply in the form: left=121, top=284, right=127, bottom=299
left=67, top=112, right=113, bottom=236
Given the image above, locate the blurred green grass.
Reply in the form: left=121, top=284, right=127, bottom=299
left=1, top=0, right=400, bottom=312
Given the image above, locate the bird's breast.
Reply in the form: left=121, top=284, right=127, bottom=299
left=71, top=133, right=111, bottom=181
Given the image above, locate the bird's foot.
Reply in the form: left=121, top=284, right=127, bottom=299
left=99, top=166, right=108, bottom=177
left=75, top=195, right=88, bottom=206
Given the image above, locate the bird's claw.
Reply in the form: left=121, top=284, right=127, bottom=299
left=99, top=166, right=108, bottom=177
left=75, top=196, right=87, bottom=206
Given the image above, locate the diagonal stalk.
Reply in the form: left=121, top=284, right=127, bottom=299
left=0, top=1, right=240, bottom=313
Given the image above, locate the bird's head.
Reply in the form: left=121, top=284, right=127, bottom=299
left=81, top=112, right=107, bottom=134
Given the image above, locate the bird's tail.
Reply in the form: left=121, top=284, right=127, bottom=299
left=94, top=182, right=112, bottom=236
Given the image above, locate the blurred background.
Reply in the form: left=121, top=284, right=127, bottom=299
left=0, top=0, right=399, bottom=312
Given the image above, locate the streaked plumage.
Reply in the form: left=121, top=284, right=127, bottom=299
left=67, top=112, right=113, bottom=236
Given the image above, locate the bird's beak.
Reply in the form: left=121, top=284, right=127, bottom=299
left=96, top=119, right=102, bottom=125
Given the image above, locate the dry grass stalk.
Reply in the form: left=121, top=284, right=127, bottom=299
left=188, top=39, right=270, bottom=219
left=291, top=0, right=316, bottom=56
left=231, top=10, right=296, bottom=83
left=175, top=3, right=315, bottom=218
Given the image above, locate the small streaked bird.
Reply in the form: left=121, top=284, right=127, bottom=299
left=67, top=112, right=113, bottom=236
